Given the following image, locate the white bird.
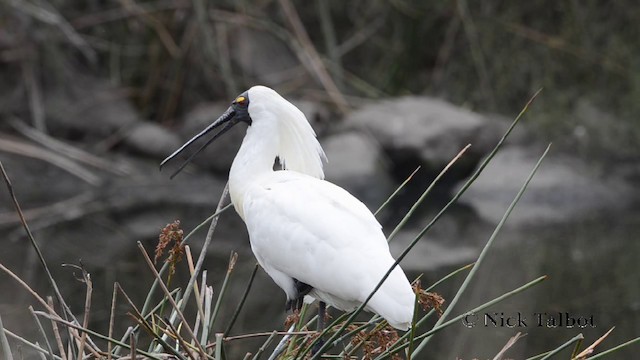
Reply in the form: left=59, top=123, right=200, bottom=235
left=161, top=85, right=415, bottom=330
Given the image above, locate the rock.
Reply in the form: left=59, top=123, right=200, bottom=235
left=572, top=99, right=622, bottom=154
left=390, top=229, right=478, bottom=272
left=344, top=96, right=502, bottom=179
left=321, top=131, right=393, bottom=207
left=459, top=146, right=635, bottom=226
left=123, top=121, right=183, bottom=158
left=0, top=153, right=234, bottom=266
left=44, top=77, right=140, bottom=138
left=387, top=205, right=492, bottom=271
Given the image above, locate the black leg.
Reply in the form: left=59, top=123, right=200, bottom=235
left=285, top=278, right=313, bottom=312
left=311, top=301, right=327, bottom=356
left=317, top=301, right=326, bottom=331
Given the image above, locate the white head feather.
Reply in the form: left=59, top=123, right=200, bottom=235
left=247, top=86, right=326, bottom=179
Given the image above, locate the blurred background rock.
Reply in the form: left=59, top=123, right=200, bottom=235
left=0, top=1, right=638, bottom=358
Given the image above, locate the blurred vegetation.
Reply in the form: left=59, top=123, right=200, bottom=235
left=1, top=1, right=640, bottom=358
left=1, top=0, right=638, bottom=159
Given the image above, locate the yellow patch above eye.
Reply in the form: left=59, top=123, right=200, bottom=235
left=236, top=96, right=246, bottom=103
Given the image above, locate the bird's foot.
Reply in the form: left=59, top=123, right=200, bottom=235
left=285, top=296, right=305, bottom=312
left=322, top=309, right=332, bottom=323
left=284, top=309, right=300, bottom=329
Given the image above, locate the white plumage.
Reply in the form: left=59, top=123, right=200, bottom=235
left=163, top=85, right=415, bottom=330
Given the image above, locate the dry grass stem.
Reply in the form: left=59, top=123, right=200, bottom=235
left=9, top=119, right=131, bottom=175
left=47, top=297, right=67, bottom=360
left=0, top=262, right=56, bottom=314
left=277, top=0, right=349, bottom=114
left=575, top=327, right=615, bottom=359
left=0, top=138, right=100, bottom=184
left=108, top=284, right=118, bottom=360
left=137, top=242, right=207, bottom=358
left=118, top=0, right=180, bottom=57
left=493, top=332, right=526, bottom=360
left=184, top=245, right=207, bottom=338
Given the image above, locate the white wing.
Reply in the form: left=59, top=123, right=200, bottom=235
left=242, top=171, right=414, bottom=330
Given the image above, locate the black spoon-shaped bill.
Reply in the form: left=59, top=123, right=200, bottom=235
left=160, top=106, right=239, bottom=179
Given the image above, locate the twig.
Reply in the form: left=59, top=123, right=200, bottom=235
left=223, top=263, right=259, bottom=336
left=266, top=325, right=295, bottom=360
left=540, top=334, right=584, bottom=360
left=4, top=0, right=96, bottom=62
left=107, top=284, right=117, bottom=360
left=0, top=262, right=57, bottom=314
left=493, top=332, right=525, bottom=360
left=500, top=21, right=626, bottom=74
left=424, top=263, right=474, bottom=293
left=206, top=10, right=310, bottom=93
left=28, top=306, right=55, bottom=360
left=374, top=166, right=421, bottom=215
left=208, top=252, right=238, bottom=332
left=343, top=320, right=387, bottom=358
left=166, top=321, right=198, bottom=360
left=574, top=327, right=615, bottom=359
left=457, top=0, right=495, bottom=109
left=137, top=242, right=208, bottom=358
left=78, top=267, right=93, bottom=359
left=129, top=333, right=135, bottom=360
left=221, top=331, right=315, bottom=343
left=251, top=331, right=278, bottom=360
left=44, top=313, right=101, bottom=360
left=307, top=90, right=544, bottom=359
left=21, top=60, right=46, bottom=133
left=192, top=276, right=205, bottom=344
left=0, top=314, right=14, bottom=360
left=192, top=0, right=237, bottom=96
left=0, top=161, right=83, bottom=324
left=117, top=0, right=180, bottom=57
left=178, top=184, right=229, bottom=316
left=111, top=326, right=133, bottom=358
left=413, top=144, right=552, bottom=355
left=47, top=297, right=67, bottom=360
left=431, top=13, right=461, bottom=89
left=335, top=16, right=385, bottom=58
left=386, top=144, right=470, bottom=243
left=185, top=245, right=207, bottom=338
left=202, top=283, right=214, bottom=346
left=277, top=0, right=349, bottom=113
left=214, top=333, right=224, bottom=360
left=585, top=336, right=640, bottom=360
left=215, top=21, right=236, bottom=94
left=10, top=119, right=131, bottom=175
left=3, top=328, right=63, bottom=360
left=0, top=137, right=101, bottom=185
left=72, top=0, right=191, bottom=29
left=140, top=202, right=233, bottom=318
left=159, top=21, right=198, bottom=126
left=114, top=284, right=186, bottom=360
left=316, top=1, right=343, bottom=89
left=376, top=276, right=548, bottom=359
left=0, top=192, right=95, bottom=227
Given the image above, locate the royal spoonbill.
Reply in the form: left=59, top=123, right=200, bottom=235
left=161, top=85, right=415, bottom=330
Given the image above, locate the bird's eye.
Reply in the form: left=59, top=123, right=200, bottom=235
left=235, top=96, right=247, bottom=106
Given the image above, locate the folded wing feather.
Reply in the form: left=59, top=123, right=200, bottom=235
left=242, top=171, right=414, bottom=330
